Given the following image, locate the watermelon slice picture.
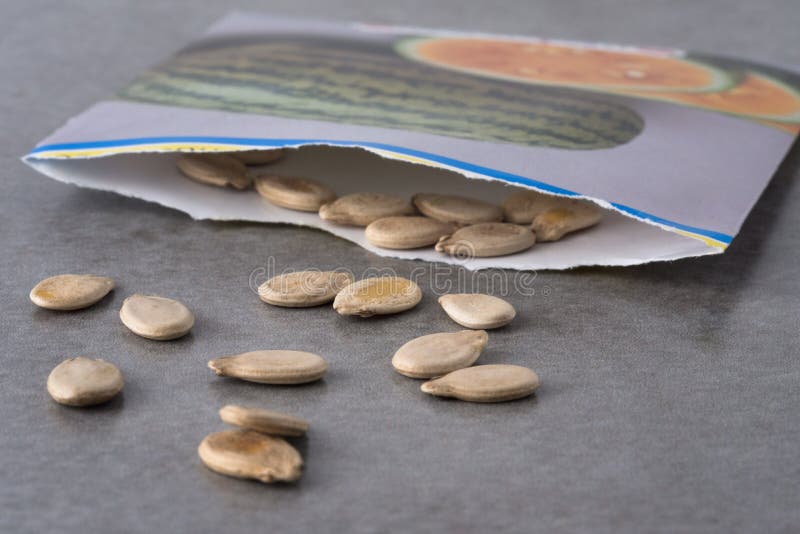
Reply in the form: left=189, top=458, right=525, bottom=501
left=396, top=36, right=736, bottom=94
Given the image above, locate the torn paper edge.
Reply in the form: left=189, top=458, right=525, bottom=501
left=24, top=138, right=733, bottom=255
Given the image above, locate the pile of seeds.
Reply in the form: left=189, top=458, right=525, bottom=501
left=176, top=149, right=605, bottom=258
left=33, top=268, right=541, bottom=483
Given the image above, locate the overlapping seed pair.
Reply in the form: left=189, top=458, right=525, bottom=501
left=177, top=149, right=286, bottom=190
left=258, top=271, right=354, bottom=307
left=258, top=270, right=422, bottom=318
left=199, top=405, right=308, bottom=484
left=503, top=189, right=603, bottom=241
left=411, top=193, right=534, bottom=257
left=365, top=193, right=513, bottom=254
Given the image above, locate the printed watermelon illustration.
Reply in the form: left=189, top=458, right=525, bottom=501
left=118, top=39, right=644, bottom=150
left=396, top=36, right=800, bottom=130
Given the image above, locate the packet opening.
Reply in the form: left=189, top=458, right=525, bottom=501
left=25, top=144, right=722, bottom=270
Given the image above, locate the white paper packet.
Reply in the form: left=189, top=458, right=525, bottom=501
left=24, top=12, right=800, bottom=270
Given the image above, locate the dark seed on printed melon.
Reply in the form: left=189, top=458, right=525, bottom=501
left=118, top=40, right=644, bottom=150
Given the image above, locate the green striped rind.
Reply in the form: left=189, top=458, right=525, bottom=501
left=118, top=41, right=644, bottom=150
left=395, top=37, right=737, bottom=95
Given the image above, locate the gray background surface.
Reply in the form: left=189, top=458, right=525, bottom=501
left=1, top=1, right=799, bottom=533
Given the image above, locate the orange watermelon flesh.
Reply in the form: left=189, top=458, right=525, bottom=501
left=399, top=37, right=735, bottom=93
left=624, top=73, right=800, bottom=124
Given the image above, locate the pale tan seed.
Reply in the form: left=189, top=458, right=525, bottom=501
left=254, top=175, right=336, bottom=211
left=230, top=149, right=286, bottom=166
left=503, top=189, right=568, bottom=223
left=47, top=357, right=124, bottom=407
left=29, top=274, right=114, bottom=311
left=332, top=277, right=422, bottom=317
left=119, top=294, right=194, bottom=341
left=421, top=364, right=539, bottom=403
left=176, top=153, right=251, bottom=190
left=258, top=271, right=354, bottom=308
left=208, top=350, right=327, bottom=384
left=198, top=430, right=303, bottom=483
left=413, top=193, right=504, bottom=225
left=438, top=294, right=516, bottom=329
left=435, top=223, right=535, bottom=258
left=365, top=216, right=455, bottom=249
left=392, top=330, right=488, bottom=379
left=532, top=202, right=603, bottom=241
left=319, top=192, right=415, bottom=226
left=219, top=405, right=309, bottom=437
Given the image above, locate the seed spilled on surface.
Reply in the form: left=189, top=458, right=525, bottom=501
left=333, top=276, right=422, bottom=317
left=30, top=274, right=114, bottom=311
left=198, top=429, right=303, bottom=483
left=421, top=364, right=539, bottom=403
left=258, top=270, right=354, bottom=307
left=392, top=330, right=488, bottom=379
left=219, top=405, right=309, bottom=437
left=119, top=294, right=194, bottom=341
left=439, top=294, right=516, bottom=329
left=47, top=357, right=124, bottom=407
left=208, top=350, right=327, bottom=385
